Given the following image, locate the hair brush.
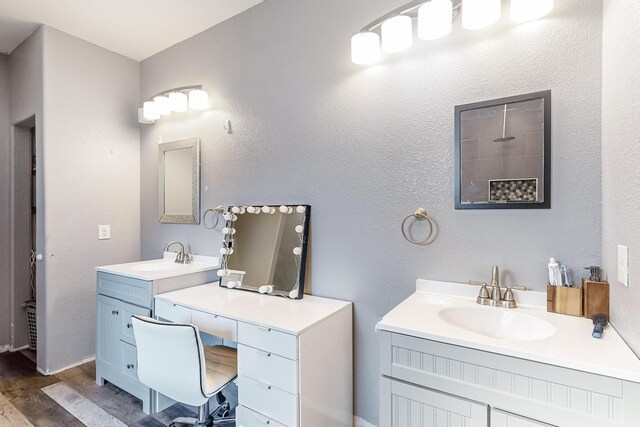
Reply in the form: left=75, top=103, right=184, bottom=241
left=591, top=313, right=609, bottom=339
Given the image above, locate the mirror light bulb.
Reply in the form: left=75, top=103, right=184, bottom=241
left=222, top=227, right=235, bottom=235
left=351, top=32, right=381, bottom=65
left=289, top=289, right=299, bottom=299
left=279, top=205, right=288, bottom=213
left=143, top=101, right=159, bottom=121
left=258, top=285, right=273, bottom=294
left=296, top=206, right=306, bottom=214
left=231, top=206, right=241, bottom=214
left=295, top=225, right=304, bottom=234
left=153, top=95, right=171, bottom=116
left=462, top=0, right=501, bottom=30
left=219, top=247, right=234, bottom=255
left=418, top=0, right=453, bottom=40
left=168, top=92, right=188, bottom=112
left=223, top=212, right=233, bottom=221
left=510, top=0, right=553, bottom=23
left=261, top=206, right=271, bottom=213
left=381, top=15, right=413, bottom=54
left=226, top=281, right=237, bottom=289
left=217, top=269, right=229, bottom=277
left=247, top=206, right=256, bottom=213
left=293, top=247, right=302, bottom=256
left=189, top=89, right=209, bottom=110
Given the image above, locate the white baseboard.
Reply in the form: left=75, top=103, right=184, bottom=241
left=38, top=355, right=96, bottom=376
left=0, top=344, right=30, bottom=353
left=354, top=415, right=376, bottom=427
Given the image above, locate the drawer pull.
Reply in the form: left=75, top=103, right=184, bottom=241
left=126, top=323, right=132, bottom=329
left=254, top=417, right=270, bottom=425
left=256, top=381, right=272, bottom=390
left=126, top=364, right=135, bottom=369
left=258, top=350, right=272, bottom=357
left=257, top=326, right=272, bottom=332
left=112, top=310, right=119, bottom=315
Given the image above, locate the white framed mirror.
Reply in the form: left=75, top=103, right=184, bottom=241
left=159, top=137, right=200, bottom=224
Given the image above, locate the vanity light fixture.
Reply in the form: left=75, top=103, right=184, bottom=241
left=351, top=0, right=553, bottom=65
left=139, top=85, right=209, bottom=124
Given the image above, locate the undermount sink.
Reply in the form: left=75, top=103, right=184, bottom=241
left=130, top=263, right=182, bottom=272
left=438, top=306, right=556, bottom=341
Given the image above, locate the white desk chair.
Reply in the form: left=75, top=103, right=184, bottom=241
left=131, top=315, right=237, bottom=426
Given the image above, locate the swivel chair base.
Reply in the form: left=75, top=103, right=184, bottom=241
left=169, top=394, right=234, bottom=427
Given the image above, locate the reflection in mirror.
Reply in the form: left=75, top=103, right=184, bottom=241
left=159, top=138, right=200, bottom=223
left=217, top=205, right=310, bottom=299
left=454, top=91, right=551, bottom=209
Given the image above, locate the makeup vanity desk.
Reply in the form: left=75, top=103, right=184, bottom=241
left=154, top=283, right=353, bottom=427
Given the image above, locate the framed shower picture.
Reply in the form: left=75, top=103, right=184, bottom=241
left=454, top=90, right=551, bottom=209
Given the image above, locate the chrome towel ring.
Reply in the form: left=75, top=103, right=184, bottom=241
left=401, top=208, right=434, bottom=245
left=202, top=205, right=224, bottom=230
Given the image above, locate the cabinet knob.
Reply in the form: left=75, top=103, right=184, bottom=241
left=126, top=323, right=132, bottom=329
left=127, top=364, right=134, bottom=369
left=112, top=310, right=119, bottom=315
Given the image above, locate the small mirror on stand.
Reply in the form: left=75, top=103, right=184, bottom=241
left=217, top=205, right=310, bottom=299
left=454, top=91, right=551, bottom=209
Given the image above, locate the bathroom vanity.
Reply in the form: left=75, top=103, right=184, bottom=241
left=377, top=280, right=640, bottom=427
left=95, top=254, right=219, bottom=413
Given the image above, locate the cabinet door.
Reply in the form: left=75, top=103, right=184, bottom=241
left=491, top=409, right=555, bottom=427
left=96, top=295, right=121, bottom=371
left=380, top=378, right=488, bottom=427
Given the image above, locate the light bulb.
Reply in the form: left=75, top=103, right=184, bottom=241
left=231, top=206, right=241, bottom=214
left=258, top=285, right=273, bottom=294
left=381, top=15, right=413, bottom=54
left=296, top=206, right=306, bottom=214
left=143, top=101, right=159, bottom=121
left=222, top=227, right=235, bottom=235
left=289, top=289, right=299, bottom=299
left=239, top=207, right=246, bottom=214
left=295, top=225, right=304, bottom=234
left=418, top=0, right=453, bottom=40
left=219, top=247, right=234, bottom=255
left=261, top=206, right=271, bottom=213
left=223, top=212, right=233, bottom=221
left=351, top=32, right=381, bottom=65
left=168, top=92, right=188, bottom=112
left=226, top=281, right=237, bottom=289
left=217, top=269, right=229, bottom=277
left=462, top=0, right=501, bottom=30
left=189, top=89, right=209, bottom=110
left=293, top=247, right=302, bottom=256
left=510, top=0, right=553, bottom=23
left=138, top=108, right=155, bottom=124
left=279, top=205, right=288, bottom=213
left=153, top=95, right=171, bottom=116
left=247, top=206, right=256, bottom=214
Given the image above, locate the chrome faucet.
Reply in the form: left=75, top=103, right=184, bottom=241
left=163, top=241, right=190, bottom=264
left=470, top=265, right=523, bottom=309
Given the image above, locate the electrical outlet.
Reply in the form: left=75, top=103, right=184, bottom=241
left=618, top=244, right=629, bottom=287
left=98, top=225, right=111, bottom=240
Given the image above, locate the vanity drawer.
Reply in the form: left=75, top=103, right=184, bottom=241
left=192, top=310, right=237, bottom=341
left=97, top=272, right=152, bottom=308
left=238, top=344, right=298, bottom=394
left=154, top=299, right=192, bottom=323
left=120, top=301, right=151, bottom=346
left=238, top=375, right=298, bottom=427
left=237, top=405, right=288, bottom=427
left=116, top=341, right=150, bottom=401
left=238, top=322, right=298, bottom=360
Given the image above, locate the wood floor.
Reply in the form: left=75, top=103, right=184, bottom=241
left=0, top=351, right=236, bottom=426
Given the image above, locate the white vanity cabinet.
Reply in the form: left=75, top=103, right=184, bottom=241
left=154, top=283, right=353, bottom=427
left=378, top=330, right=640, bottom=427
left=95, top=260, right=218, bottom=414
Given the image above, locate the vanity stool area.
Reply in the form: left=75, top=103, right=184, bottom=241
left=377, top=280, right=640, bottom=427
left=154, top=283, right=353, bottom=427
left=95, top=256, right=219, bottom=413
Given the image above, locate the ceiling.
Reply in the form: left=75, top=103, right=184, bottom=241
left=0, top=0, right=263, bottom=61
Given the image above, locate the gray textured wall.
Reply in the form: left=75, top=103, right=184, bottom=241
left=0, top=53, right=10, bottom=348
left=139, top=0, right=603, bottom=423
left=39, top=26, right=141, bottom=372
left=602, top=0, right=640, bottom=356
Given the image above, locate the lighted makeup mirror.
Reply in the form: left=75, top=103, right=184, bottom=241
left=217, top=205, right=310, bottom=299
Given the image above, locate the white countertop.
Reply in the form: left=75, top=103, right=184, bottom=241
left=96, top=253, right=220, bottom=281
left=376, top=279, right=640, bottom=383
left=155, top=283, right=352, bottom=335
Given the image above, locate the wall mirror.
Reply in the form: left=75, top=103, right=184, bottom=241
left=454, top=91, right=551, bottom=209
left=218, top=205, right=310, bottom=299
left=159, top=137, right=200, bottom=224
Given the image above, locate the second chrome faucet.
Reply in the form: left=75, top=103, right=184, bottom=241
left=472, top=265, right=524, bottom=309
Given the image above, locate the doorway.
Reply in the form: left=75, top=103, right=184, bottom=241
left=11, top=117, right=39, bottom=366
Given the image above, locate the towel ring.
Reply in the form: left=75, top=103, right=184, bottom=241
left=401, top=208, right=434, bottom=245
left=203, top=206, right=224, bottom=230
